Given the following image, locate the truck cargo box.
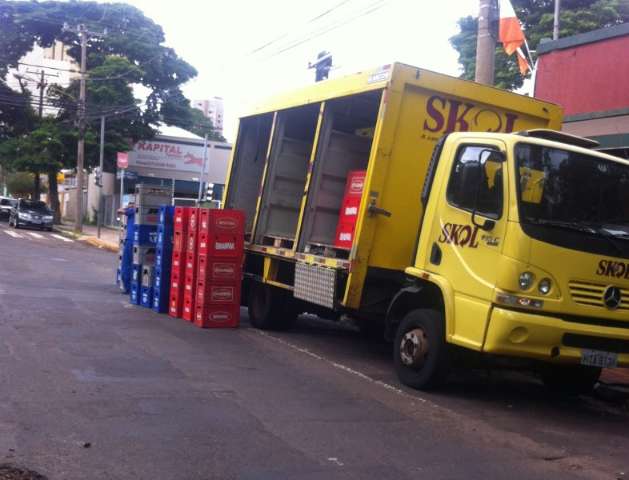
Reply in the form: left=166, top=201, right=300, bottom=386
left=224, top=63, right=562, bottom=310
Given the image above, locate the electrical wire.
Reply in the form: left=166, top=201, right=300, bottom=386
left=262, top=0, right=389, bottom=59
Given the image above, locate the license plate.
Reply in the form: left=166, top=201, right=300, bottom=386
left=580, top=349, right=618, bottom=368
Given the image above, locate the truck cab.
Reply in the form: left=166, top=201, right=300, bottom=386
left=391, top=129, right=629, bottom=392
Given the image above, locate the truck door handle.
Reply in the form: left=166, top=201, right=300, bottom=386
left=367, top=200, right=392, bottom=218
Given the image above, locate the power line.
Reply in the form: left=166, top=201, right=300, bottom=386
left=263, top=0, right=389, bottom=59
left=248, top=0, right=357, bottom=55
left=17, top=62, right=79, bottom=74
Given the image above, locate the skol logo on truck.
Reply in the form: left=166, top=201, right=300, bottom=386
left=423, top=95, right=519, bottom=134
left=438, top=223, right=481, bottom=248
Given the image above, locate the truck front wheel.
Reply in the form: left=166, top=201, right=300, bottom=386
left=394, top=309, right=450, bottom=390
left=248, top=281, right=298, bottom=331
left=541, top=364, right=601, bottom=396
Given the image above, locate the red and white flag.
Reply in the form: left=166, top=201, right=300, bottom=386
left=499, top=0, right=531, bottom=75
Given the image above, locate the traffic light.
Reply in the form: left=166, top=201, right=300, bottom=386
left=206, top=182, right=215, bottom=200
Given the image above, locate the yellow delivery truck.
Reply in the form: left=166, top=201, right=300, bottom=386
left=224, top=63, right=629, bottom=392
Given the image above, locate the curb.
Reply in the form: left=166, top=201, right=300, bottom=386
left=83, top=236, right=119, bottom=253
left=54, top=226, right=118, bottom=253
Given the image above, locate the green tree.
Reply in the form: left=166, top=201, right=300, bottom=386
left=450, top=0, right=629, bottom=90
left=0, top=1, right=222, bottom=219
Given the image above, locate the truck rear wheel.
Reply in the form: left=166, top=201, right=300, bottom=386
left=248, top=281, right=298, bottom=331
left=541, top=364, right=601, bottom=396
left=394, top=309, right=450, bottom=390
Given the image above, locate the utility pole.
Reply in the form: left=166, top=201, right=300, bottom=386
left=97, top=115, right=105, bottom=239
left=553, top=0, right=561, bottom=40
left=475, top=0, right=497, bottom=85
left=197, top=134, right=209, bottom=203
left=63, top=23, right=104, bottom=233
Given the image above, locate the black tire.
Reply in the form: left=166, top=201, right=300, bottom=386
left=541, top=364, right=601, bottom=396
left=248, top=281, right=299, bottom=331
left=393, top=309, right=450, bottom=390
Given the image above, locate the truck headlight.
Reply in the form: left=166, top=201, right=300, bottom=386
left=519, top=271, right=534, bottom=290
left=538, top=278, right=552, bottom=295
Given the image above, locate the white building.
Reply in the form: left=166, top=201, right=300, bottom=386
left=6, top=41, right=79, bottom=108
left=192, top=97, right=224, bottom=134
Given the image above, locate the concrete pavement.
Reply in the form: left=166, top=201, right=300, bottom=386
left=0, top=221, right=627, bottom=480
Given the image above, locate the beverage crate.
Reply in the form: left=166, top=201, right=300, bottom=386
left=194, top=303, right=240, bottom=329
left=197, top=256, right=241, bottom=283
left=199, top=209, right=245, bottom=235
left=132, top=245, right=156, bottom=266
left=141, top=266, right=155, bottom=287
left=135, top=206, right=160, bottom=226
left=158, top=205, right=175, bottom=225
left=182, top=293, right=195, bottom=322
left=140, top=286, right=154, bottom=308
left=195, top=282, right=241, bottom=308
left=168, top=290, right=183, bottom=318
left=174, top=206, right=191, bottom=232
left=133, top=225, right=158, bottom=246
left=131, top=264, right=142, bottom=284
left=130, top=282, right=141, bottom=305
left=197, top=232, right=243, bottom=258
left=173, top=230, right=187, bottom=252
left=152, top=289, right=169, bottom=313
left=135, top=185, right=171, bottom=207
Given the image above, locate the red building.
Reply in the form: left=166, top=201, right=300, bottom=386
left=535, top=23, right=629, bottom=157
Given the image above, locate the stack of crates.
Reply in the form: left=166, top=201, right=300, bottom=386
left=169, top=206, right=191, bottom=318
left=152, top=206, right=175, bottom=313
left=116, top=207, right=135, bottom=293
left=182, top=208, right=200, bottom=321
left=334, top=170, right=366, bottom=249
left=193, top=209, right=244, bottom=328
left=132, top=185, right=171, bottom=306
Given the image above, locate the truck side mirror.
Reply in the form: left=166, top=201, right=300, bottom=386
left=471, top=148, right=504, bottom=231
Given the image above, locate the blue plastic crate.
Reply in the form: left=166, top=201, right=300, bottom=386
left=140, top=286, right=154, bottom=308
left=152, top=290, right=169, bottom=313
left=131, top=264, right=142, bottom=284
left=155, top=229, right=173, bottom=248
left=158, top=205, right=175, bottom=225
left=133, top=225, right=158, bottom=246
left=130, top=283, right=141, bottom=305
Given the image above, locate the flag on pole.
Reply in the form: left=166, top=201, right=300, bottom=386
left=499, top=0, right=531, bottom=75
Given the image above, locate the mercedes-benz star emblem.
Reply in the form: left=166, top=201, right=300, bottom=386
left=603, top=286, right=622, bottom=310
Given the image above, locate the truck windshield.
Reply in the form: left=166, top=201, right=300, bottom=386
left=515, top=143, right=629, bottom=256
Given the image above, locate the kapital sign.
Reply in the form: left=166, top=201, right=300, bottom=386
left=423, top=95, right=519, bottom=134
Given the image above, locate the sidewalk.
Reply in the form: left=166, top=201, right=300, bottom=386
left=56, top=222, right=119, bottom=252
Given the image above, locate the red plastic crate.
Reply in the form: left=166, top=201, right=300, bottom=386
left=186, top=231, right=197, bottom=254
left=197, top=255, right=241, bottom=283
left=343, top=170, right=366, bottom=198
left=168, top=291, right=183, bottom=318
left=338, top=196, right=361, bottom=223
left=174, top=207, right=190, bottom=233
left=188, top=207, right=199, bottom=233
left=334, top=221, right=356, bottom=249
left=182, top=294, right=195, bottom=322
left=194, top=303, right=240, bottom=329
left=185, top=251, right=197, bottom=272
left=199, top=209, right=245, bottom=235
left=173, top=230, right=187, bottom=252
left=196, top=282, right=241, bottom=307
left=203, top=234, right=244, bottom=258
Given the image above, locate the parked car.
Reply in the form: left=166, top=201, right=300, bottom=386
left=0, top=197, right=17, bottom=220
left=9, top=199, right=54, bottom=231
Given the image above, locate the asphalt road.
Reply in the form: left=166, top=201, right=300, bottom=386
left=0, top=221, right=627, bottom=480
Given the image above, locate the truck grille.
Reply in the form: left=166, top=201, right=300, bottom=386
left=568, top=280, right=629, bottom=310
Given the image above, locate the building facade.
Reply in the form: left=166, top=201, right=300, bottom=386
left=535, top=23, right=629, bottom=157
left=192, top=97, right=225, bottom=134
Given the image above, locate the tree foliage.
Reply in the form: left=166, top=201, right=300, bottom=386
left=450, top=0, right=629, bottom=90
left=0, top=0, right=221, bottom=210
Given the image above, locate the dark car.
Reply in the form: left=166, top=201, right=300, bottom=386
left=9, top=199, right=54, bottom=231
left=0, top=197, right=17, bottom=220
